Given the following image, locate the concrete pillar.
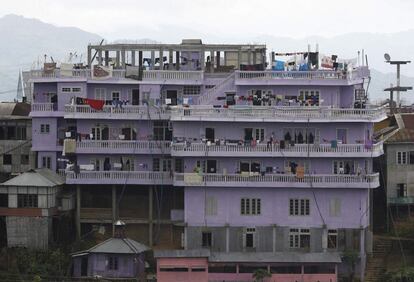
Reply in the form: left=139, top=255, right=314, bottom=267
left=139, top=51, right=143, bottom=68
left=252, top=50, right=257, bottom=65
left=87, top=46, right=92, bottom=67
left=272, top=224, right=276, bottom=252
left=112, top=185, right=117, bottom=236
left=149, top=186, right=153, bottom=246
left=216, top=51, right=221, bottom=68
left=98, top=50, right=102, bottom=66
left=121, top=49, right=126, bottom=67
left=104, top=51, right=109, bottom=66
left=322, top=228, right=328, bottom=251
left=159, top=49, right=164, bottom=70
left=76, top=185, right=81, bottom=239
left=223, top=51, right=227, bottom=66
left=200, top=49, right=205, bottom=70
left=237, top=50, right=242, bottom=69
left=248, top=48, right=252, bottom=65
left=360, top=228, right=366, bottom=282
left=169, top=50, right=173, bottom=70
left=131, top=51, right=136, bottom=66
left=116, top=51, right=120, bottom=68
left=225, top=224, right=230, bottom=252
left=210, top=50, right=215, bottom=72
left=150, top=51, right=155, bottom=70
left=184, top=225, right=188, bottom=250
left=175, top=51, right=180, bottom=70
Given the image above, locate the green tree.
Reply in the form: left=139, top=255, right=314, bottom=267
left=252, top=268, right=272, bottom=282
left=384, top=266, right=414, bottom=282
left=342, top=249, right=359, bottom=282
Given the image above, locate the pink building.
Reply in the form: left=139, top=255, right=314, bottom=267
left=155, top=249, right=339, bottom=282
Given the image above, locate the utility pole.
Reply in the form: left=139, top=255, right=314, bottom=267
left=383, top=54, right=411, bottom=113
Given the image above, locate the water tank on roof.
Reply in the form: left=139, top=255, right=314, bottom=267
left=181, top=39, right=202, bottom=45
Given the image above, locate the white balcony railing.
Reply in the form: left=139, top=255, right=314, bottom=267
left=31, top=103, right=54, bottom=112
left=28, top=69, right=203, bottom=81
left=64, top=105, right=170, bottom=119
left=171, top=142, right=383, bottom=157
left=170, top=105, right=387, bottom=122
left=64, top=171, right=172, bottom=185
left=236, top=70, right=348, bottom=80
left=76, top=140, right=171, bottom=153
left=174, top=172, right=380, bottom=188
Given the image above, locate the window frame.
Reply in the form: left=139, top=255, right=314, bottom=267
left=108, top=256, right=119, bottom=270
left=241, top=198, right=261, bottom=215
left=289, top=198, right=310, bottom=216
left=202, top=231, right=213, bottom=247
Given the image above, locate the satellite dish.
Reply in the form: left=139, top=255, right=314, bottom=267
left=384, top=53, right=391, bottom=62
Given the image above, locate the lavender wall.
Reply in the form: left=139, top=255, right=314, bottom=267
left=184, top=187, right=369, bottom=228
left=33, top=83, right=57, bottom=103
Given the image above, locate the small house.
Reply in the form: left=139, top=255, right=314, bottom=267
left=71, top=220, right=149, bottom=279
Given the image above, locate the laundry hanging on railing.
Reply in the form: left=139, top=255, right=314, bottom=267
left=62, top=139, right=76, bottom=156
left=76, top=97, right=105, bottom=110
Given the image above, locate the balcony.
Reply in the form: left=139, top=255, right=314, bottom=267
left=171, top=142, right=383, bottom=158
left=75, top=140, right=171, bottom=154
left=28, top=69, right=204, bottom=84
left=30, top=103, right=63, bottom=117
left=388, top=197, right=414, bottom=205
left=235, top=68, right=366, bottom=85
left=170, top=105, right=387, bottom=123
left=64, top=105, right=170, bottom=120
left=64, top=171, right=173, bottom=185
left=173, top=172, right=380, bottom=189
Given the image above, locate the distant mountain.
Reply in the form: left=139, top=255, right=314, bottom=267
left=0, top=14, right=413, bottom=103
left=0, top=14, right=102, bottom=100
left=369, top=69, right=414, bottom=105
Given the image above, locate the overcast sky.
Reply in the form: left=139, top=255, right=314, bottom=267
left=1, top=0, right=414, bottom=41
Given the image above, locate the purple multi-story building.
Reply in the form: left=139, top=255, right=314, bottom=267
left=28, top=39, right=386, bottom=281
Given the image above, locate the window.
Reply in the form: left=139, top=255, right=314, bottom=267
left=289, top=228, right=310, bottom=249
left=333, top=160, right=354, bottom=174
left=255, top=128, right=265, bottom=142
left=410, top=151, right=414, bottom=165
left=7, top=127, right=16, bottom=139
left=40, top=124, right=50, bottom=134
left=299, top=90, right=320, bottom=106
left=183, top=85, right=201, bottom=95
left=42, top=156, right=51, bottom=169
left=61, top=87, right=71, bottom=92
left=397, top=183, right=408, bottom=198
left=328, top=229, right=338, bottom=249
left=72, top=87, right=81, bottom=92
left=95, top=88, right=107, bottom=100
left=329, top=198, right=341, bottom=217
left=3, top=154, right=11, bottom=165
left=21, top=154, right=29, bottom=165
left=289, top=199, right=310, bottom=216
left=108, top=256, right=118, bottom=270
left=205, top=85, right=215, bottom=89
left=17, top=127, right=26, bottom=140
left=241, top=198, right=261, bottom=215
left=202, top=232, right=212, bottom=247
left=397, top=151, right=408, bottom=165
left=174, top=158, right=184, bottom=173
left=152, top=158, right=171, bottom=172
left=0, top=194, right=8, bottom=207
left=153, top=158, right=160, bottom=172
left=17, top=194, right=38, bottom=208
left=205, top=196, right=217, bottom=216
left=153, top=121, right=172, bottom=141
left=244, top=228, right=256, bottom=248
left=209, top=265, right=237, bottom=273
left=112, top=91, right=120, bottom=101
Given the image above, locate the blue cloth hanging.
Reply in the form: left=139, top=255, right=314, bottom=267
left=272, top=60, right=285, bottom=71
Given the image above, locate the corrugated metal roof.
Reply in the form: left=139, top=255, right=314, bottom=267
left=401, top=114, right=414, bottom=130
left=387, top=128, right=414, bottom=143
left=0, top=169, right=64, bottom=187
left=209, top=252, right=342, bottom=263
left=154, top=249, right=210, bottom=258
left=0, top=102, right=30, bottom=117
left=85, top=238, right=149, bottom=254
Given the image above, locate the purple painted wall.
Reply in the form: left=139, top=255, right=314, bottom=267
left=184, top=187, right=369, bottom=228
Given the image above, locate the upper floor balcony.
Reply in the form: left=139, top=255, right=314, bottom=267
left=75, top=140, right=171, bottom=154
left=28, top=69, right=204, bottom=84
left=173, top=172, right=380, bottom=189
left=63, top=170, right=173, bottom=185
left=64, top=105, right=170, bottom=120
left=234, top=68, right=367, bottom=86
left=170, top=141, right=383, bottom=158
left=170, top=105, right=387, bottom=123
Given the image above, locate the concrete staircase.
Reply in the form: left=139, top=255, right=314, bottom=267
left=197, top=72, right=235, bottom=105
left=365, top=237, right=393, bottom=282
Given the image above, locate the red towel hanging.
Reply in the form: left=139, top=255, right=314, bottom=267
left=84, top=98, right=105, bottom=111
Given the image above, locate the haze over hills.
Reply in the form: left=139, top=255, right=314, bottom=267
left=0, top=14, right=413, bottom=103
